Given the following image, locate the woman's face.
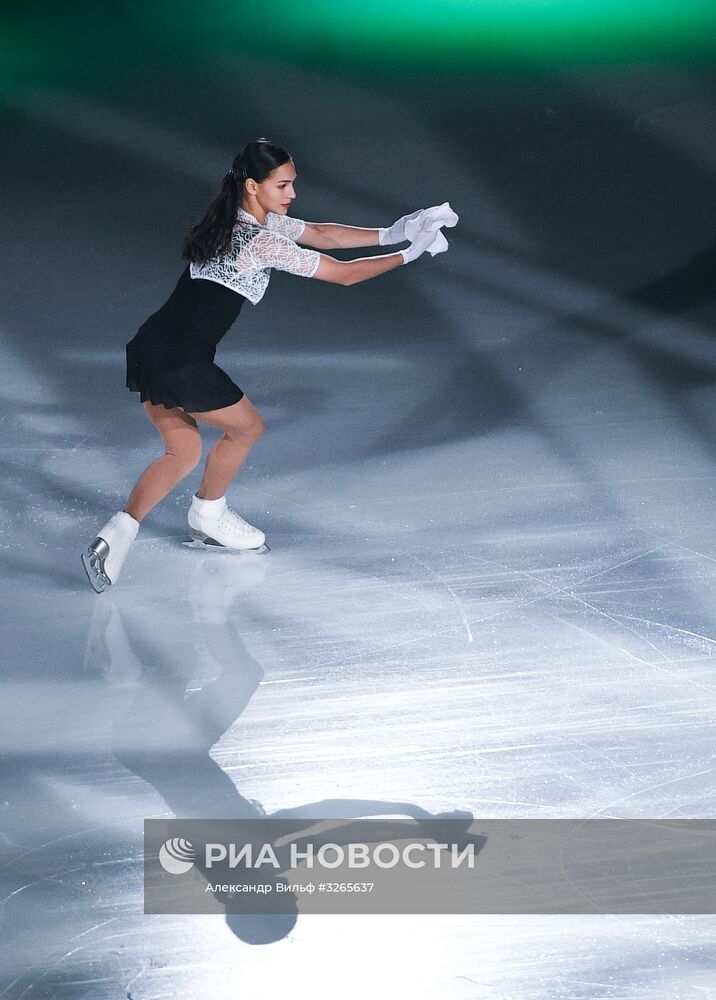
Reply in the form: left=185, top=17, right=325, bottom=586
left=254, top=160, right=297, bottom=215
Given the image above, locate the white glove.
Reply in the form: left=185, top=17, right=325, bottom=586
left=400, top=227, right=449, bottom=264
left=378, top=208, right=423, bottom=245
left=379, top=202, right=458, bottom=245
left=404, top=202, right=459, bottom=242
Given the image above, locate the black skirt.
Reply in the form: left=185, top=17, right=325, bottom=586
left=125, top=266, right=247, bottom=412
left=125, top=353, right=244, bottom=412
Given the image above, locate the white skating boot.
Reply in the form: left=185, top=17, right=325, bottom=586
left=81, top=511, right=140, bottom=593
left=186, top=494, right=268, bottom=553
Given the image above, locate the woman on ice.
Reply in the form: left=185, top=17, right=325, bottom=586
left=81, top=138, right=457, bottom=593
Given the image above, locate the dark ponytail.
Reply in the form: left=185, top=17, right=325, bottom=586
left=182, top=138, right=292, bottom=265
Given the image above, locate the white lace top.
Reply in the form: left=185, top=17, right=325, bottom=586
left=189, top=208, right=321, bottom=304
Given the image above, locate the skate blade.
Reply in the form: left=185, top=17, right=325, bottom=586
left=81, top=538, right=111, bottom=593
left=183, top=530, right=269, bottom=555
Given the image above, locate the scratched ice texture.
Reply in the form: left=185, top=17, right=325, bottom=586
left=1, top=57, right=716, bottom=999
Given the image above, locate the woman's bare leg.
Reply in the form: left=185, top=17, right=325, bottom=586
left=123, top=402, right=203, bottom=521
left=186, top=395, right=265, bottom=500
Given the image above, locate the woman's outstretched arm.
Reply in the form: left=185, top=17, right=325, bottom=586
left=311, top=224, right=448, bottom=286
left=299, top=204, right=458, bottom=250
left=312, top=250, right=404, bottom=285
left=300, top=222, right=381, bottom=249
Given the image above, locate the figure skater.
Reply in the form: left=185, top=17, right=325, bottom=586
left=81, top=137, right=458, bottom=592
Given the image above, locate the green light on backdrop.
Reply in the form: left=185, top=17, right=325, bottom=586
left=216, top=0, right=716, bottom=63
left=1, top=0, right=715, bottom=87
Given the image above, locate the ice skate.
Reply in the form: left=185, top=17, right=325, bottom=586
left=185, top=494, right=269, bottom=554
left=81, top=511, right=140, bottom=593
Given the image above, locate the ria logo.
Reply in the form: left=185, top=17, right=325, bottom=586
left=158, top=837, right=195, bottom=874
